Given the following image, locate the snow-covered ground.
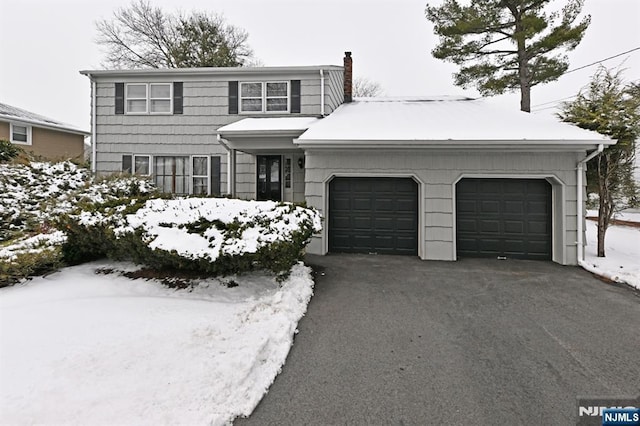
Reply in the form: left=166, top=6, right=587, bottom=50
left=0, top=261, right=314, bottom=425
left=582, top=211, right=640, bottom=290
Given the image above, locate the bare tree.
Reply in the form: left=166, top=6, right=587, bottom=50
left=96, top=0, right=252, bottom=69
left=353, top=77, right=384, bottom=97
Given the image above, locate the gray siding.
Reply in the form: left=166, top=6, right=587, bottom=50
left=324, top=69, right=344, bottom=114
left=92, top=68, right=344, bottom=195
left=304, top=150, right=583, bottom=265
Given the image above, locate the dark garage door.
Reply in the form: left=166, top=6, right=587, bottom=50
left=329, top=177, right=418, bottom=255
left=456, top=178, right=552, bottom=260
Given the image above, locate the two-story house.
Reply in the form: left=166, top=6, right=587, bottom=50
left=82, top=52, right=614, bottom=266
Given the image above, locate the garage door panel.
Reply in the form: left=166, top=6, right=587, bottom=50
left=504, top=220, right=524, bottom=234
left=456, top=178, right=551, bottom=260
left=504, top=200, right=524, bottom=214
left=481, top=200, right=500, bottom=213
left=329, top=177, right=418, bottom=255
left=479, top=220, right=500, bottom=233
left=528, top=221, right=548, bottom=235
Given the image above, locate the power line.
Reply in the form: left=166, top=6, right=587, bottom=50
left=530, top=46, right=640, bottom=111
left=562, top=46, right=640, bottom=76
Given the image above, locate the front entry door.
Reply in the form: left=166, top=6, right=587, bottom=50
left=257, top=155, right=282, bottom=201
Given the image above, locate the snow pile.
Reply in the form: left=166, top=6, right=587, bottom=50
left=582, top=215, right=640, bottom=290
left=0, top=261, right=315, bottom=425
left=111, top=197, right=322, bottom=262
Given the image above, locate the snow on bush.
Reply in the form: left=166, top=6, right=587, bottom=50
left=117, top=198, right=322, bottom=260
left=0, top=161, right=154, bottom=242
left=64, top=197, right=322, bottom=278
left=0, top=231, right=67, bottom=262
left=0, top=160, right=155, bottom=285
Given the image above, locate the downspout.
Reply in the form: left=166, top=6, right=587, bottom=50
left=90, top=75, right=97, bottom=174
left=319, top=69, right=325, bottom=116
left=576, top=144, right=604, bottom=264
left=217, top=134, right=234, bottom=196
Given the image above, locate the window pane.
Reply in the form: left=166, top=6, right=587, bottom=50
left=241, top=83, right=262, bottom=97
left=193, top=177, right=208, bottom=195
left=127, top=99, right=147, bottom=112
left=150, top=99, right=171, bottom=113
left=266, top=98, right=288, bottom=111
left=13, top=132, right=27, bottom=142
left=241, top=99, right=262, bottom=111
left=266, top=82, right=287, bottom=97
left=134, top=156, right=149, bottom=175
left=127, top=84, right=147, bottom=98
left=150, top=84, right=170, bottom=98
left=193, top=157, right=208, bottom=176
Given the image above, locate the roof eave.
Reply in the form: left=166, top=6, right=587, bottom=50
left=0, top=116, right=90, bottom=136
left=294, top=138, right=616, bottom=150
left=80, top=65, right=343, bottom=78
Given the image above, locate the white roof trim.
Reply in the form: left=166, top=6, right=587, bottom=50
left=0, top=114, right=89, bottom=136
left=218, top=117, right=321, bottom=137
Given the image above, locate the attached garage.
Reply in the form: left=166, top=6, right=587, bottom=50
left=456, top=178, right=552, bottom=260
left=329, top=177, right=418, bottom=255
left=296, top=97, right=615, bottom=265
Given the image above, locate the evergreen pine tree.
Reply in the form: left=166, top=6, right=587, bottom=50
left=426, top=0, right=590, bottom=112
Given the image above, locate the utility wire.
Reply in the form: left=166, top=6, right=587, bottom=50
left=530, top=46, right=640, bottom=111
left=562, top=46, right=640, bottom=76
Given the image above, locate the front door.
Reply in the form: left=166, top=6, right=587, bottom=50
left=257, top=155, right=282, bottom=201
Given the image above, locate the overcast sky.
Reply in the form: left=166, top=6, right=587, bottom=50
left=1, top=0, right=638, bottom=130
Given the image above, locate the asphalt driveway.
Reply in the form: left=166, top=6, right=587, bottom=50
left=236, top=254, right=640, bottom=425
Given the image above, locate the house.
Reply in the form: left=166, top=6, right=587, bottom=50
left=0, top=102, right=89, bottom=161
left=81, top=52, right=614, bottom=266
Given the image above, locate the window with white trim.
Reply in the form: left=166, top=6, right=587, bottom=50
left=125, top=83, right=172, bottom=114
left=150, top=84, right=171, bottom=113
left=239, top=81, right=289, bottom=113
left=133, top=155, right=151, bottom=175
left=192, top=156, right=209, bottom=195
left=10, top=123, right=31, bottom=145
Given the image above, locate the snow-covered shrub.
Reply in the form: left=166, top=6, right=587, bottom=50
left=0, top=139, right=23, bottom=162
left=0, top=161, right=155, bottom=242
left=0, top=231, right=66, bottom=287
left=0, top=160, right=156, bottom=285
left=63, top=197, right=322, bottom=278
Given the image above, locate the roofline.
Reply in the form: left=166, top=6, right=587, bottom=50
left=218, top=129, right=309, bottom=138
left=294, top=139, right=616, bottom=150
left=0, top=115, right=90, bottom=136
left=80, top=65, right=343, bottom=78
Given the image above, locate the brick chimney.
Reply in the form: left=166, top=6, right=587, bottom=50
left=343, top=51, right=352, bottom=103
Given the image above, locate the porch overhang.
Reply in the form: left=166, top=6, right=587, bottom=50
left=217, top=117, right=320, bottom=154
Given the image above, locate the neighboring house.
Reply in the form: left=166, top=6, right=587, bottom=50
left=81, top=52, right=614, bottom=266
left=0, top=102, right=89, bottom=161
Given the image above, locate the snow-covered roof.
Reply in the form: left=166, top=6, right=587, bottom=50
left=217, top=117, right=320, bottom=136
left=0, top=102, right=89, bottom=136
left=296, top=97, right=613, bottom=147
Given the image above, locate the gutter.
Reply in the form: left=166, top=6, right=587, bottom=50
left=576, top=144, right=604, bottom=264
left=320, top=69, right=325, bottom=116
left=90, top=75, right=97, bottom=174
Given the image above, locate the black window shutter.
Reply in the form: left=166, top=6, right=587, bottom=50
left=122, top=155, right=132, bottom=173
left=291, top=80, right=301, bottom=113
left=210, top=156, right=221, bottom=196
left=173, top=82, right=183, bottom=114
left=228, top=81, right=239, bottom=114
left=115, top=83, right=125, bottom=115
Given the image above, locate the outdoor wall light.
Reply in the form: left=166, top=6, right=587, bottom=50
left=297, top=157, right=305, bottom=169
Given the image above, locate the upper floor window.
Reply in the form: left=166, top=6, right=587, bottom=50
left=125, top=83, right=172, bottom=114
left=10, top=123, right=31, bottom=145
left=240, top=81, right=289, bottom=113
